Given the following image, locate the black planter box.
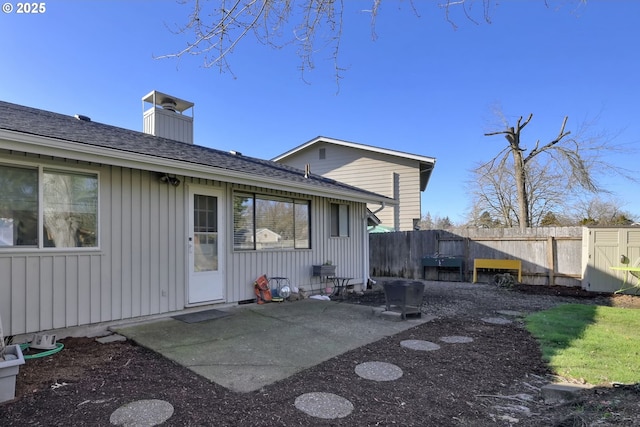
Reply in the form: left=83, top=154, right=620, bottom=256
left=383, top=281, right=425, bottom=320
left=312, top=265, right=336, bottom=277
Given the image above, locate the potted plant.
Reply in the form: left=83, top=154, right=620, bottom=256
left=0, top=310, right=25, bottom=403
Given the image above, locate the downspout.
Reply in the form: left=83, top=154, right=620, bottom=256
left=364, top=202, right=387, bottom=289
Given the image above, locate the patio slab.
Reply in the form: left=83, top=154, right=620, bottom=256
left=114, top=299, right=431, bottom=393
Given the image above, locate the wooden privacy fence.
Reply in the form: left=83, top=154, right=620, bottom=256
left=369, top=227, right=583, bottom=286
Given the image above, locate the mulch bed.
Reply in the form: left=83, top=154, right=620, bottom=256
left=1, top=282, right=639, bottom=426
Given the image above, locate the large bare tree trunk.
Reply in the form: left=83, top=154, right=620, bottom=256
left=511, top=148, right=530, bottom=228
left=486, top=115, right=534, bottom=229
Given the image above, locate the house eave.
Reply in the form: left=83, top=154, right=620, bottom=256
left=273, top=136, right=437, bottom=165
left=0, top=129, right=395, bottom=206
left=273, top=135, right=437, bottom=192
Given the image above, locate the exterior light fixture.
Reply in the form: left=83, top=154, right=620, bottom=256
left=159, top=173, right=181, bottom=187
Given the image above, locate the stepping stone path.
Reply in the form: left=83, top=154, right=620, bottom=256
left=294, top=392, right=354, bottom=419
left=355, top=361, right=403, bottom=381
left=110, top=399, right=174, bottom=426
left=108, top=310, right=522, bottom=423
left=400, top=339, right=441, bottom=351
left=292, top=324, right=482, bottom=420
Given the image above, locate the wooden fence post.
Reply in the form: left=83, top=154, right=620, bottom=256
left=547, top=236, right=555, bottom=286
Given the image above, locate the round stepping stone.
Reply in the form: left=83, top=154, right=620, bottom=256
left=496, top=310, right=523, bottom=317
left=110, top=399, right=174, bottom=426
left=400, top=339, right=441, bottom=351
left=294, top=392, right=354, bottom=419
left=439, top=335, right=474, bottom=344
left=355, top=361, right=403, bottom=381
left=481, top=317, right=513, bottom=325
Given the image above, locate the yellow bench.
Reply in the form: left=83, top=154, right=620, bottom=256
left=473, top=259, right=522, bottom=283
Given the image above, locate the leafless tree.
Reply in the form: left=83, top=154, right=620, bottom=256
left=419, top=212, right=454, bottom=230
left=571, top=196, right=636, bottom=226
left=476, top=112, right=633, bottom=229
left=469, top=158, right=567, bottom=227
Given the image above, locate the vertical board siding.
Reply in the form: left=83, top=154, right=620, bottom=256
left=77, top=255, right=91, bottom=326
left=110, top=166, right=122, bottom=320
left=0, top=161, right=190, bottom=335
left=40, top=256, right=54, bottom=330
left=65, top=255, right=78, bottom=327
left=10, top=257, right=27, bottom=334
left=130, top=169, right=142, bottom=318
left=1, top=156, right=371, bottom=335
left=25, top=256, right=40, bottom=332
left=120, top=168, right=133, bottom=320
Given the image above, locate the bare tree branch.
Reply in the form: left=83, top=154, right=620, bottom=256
left=155, top=0, right=516, bottom=85
left=473, top=109, right=635, bottom=228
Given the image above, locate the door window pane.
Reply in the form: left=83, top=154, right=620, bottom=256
left=193, top=195, right=218, bottom=271
left=194, top=195, right=217, bottom=232
left=194, top=233, right=218, bottom=272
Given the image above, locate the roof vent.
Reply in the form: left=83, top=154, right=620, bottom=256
left=160, top=98, right=177, bottom=112
left=74, top=114, right=91, bottom=122
left=229, top=150, right=242, bottom=156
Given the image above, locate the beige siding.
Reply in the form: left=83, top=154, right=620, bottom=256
left=279, top=143, right=422, bottom=231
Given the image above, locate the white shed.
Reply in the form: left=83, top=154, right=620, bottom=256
left=581, top=226, right=640, bottom=293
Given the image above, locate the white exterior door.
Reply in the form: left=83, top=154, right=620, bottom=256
left=188, top=186, right=224, bottom=304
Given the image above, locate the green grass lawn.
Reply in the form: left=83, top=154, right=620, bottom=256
left=525, top=304, right=640, bottom=385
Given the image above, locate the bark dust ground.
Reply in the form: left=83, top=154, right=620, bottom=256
left=1, top=280, right=639, bottom=426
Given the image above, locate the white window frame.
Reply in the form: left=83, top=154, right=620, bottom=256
left=232, top=192, right=311, bottom=251
left=330, top=203, right=350, bottom=237
left=0, top=160, right=100, bottom=251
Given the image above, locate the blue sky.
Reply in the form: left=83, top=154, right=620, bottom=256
left=2, top=0, right=639, bottom=223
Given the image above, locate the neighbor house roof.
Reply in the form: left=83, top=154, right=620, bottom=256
left=0, top=101, right=394, bottom=206
left=272, top=136, right=436, bottom=191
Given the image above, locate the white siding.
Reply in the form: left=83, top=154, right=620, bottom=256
left=143, top=108, right=193, bottom=144
left=279, top=143, right=422, bottom=231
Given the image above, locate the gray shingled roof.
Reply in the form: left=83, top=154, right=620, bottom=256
left=0, top=100, right=391, bottom=203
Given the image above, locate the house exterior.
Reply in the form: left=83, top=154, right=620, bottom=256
left=272, top=136, right=436, bottom=231
left=0, top=93, right=394, bottom=337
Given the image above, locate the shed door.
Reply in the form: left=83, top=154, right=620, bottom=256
left=188, top=187, right=225, bottom=304
left=587, top=228, right=640, bottom=293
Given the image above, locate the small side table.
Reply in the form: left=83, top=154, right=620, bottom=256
left=330, top=277, right=353, bottom=297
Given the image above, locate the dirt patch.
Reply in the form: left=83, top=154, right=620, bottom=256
left=2, top=281, right=639, bottom=426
